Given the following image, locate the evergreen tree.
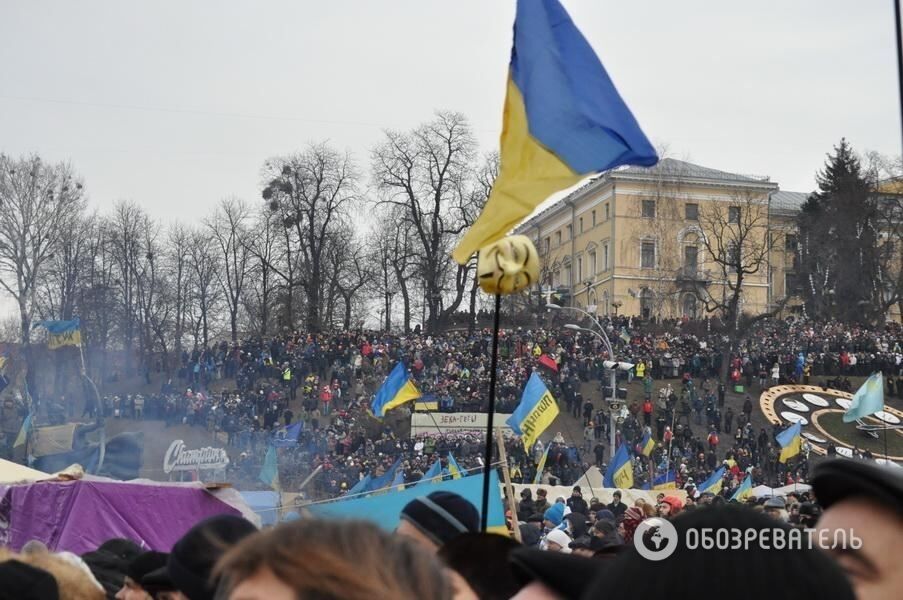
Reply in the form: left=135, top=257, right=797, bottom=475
left=797, top=139, right=880, bottom=323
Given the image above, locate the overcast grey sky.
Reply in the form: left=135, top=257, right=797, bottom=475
left=0, top=0, right=899, bottom=224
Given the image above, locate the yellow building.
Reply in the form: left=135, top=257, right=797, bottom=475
left=516, top=158, right=795, bottom=320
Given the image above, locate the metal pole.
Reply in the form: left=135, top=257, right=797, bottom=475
left=480, top=294, right=502, bottom=532
left=609, top=366, right=617, bottom=460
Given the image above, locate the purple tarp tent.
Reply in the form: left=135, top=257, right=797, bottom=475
left=0, top=478, right=246, bottom=554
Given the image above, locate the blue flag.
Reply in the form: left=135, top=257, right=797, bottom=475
left=367, top=458, right=403, bottom=493
left=507, top=372, right=560, bottom=451
left=371, top=363, right=421, bottom=418
left=843, top=372, right=884, bottom=423
left=347, top=474, right=372, bottom=496
left=272, top=422, right=303, bottom=448
left=418, top=460, right=443, bottom=485
left=698, top=466, right=726, bottom=495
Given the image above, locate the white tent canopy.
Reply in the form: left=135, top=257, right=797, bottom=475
left=0, top=459, right=50, bottom=483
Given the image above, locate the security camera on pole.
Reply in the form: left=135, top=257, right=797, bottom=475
left=547, top=303, right=633, bottom=461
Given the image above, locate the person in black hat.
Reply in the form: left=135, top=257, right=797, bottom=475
left=397, top=491, right=480, bottom=553
left=0, top=559, right=59, bottom=600
left=81, top=538, right=144, bottom=598
left=167, top=514, right=256, bottom=600
left=813, top=458, right=903, bottom=600
left=583, top=505, right=855, bottom=600
left=116, top=551, right=168, bottom=600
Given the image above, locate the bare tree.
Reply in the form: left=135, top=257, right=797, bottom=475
left=697, top=191, right=772, bottom=379
left=0, top=155, right=86, bottom=345
left=166, top=224, right=193, bottom=362
left=261, top=143, right=358, bottom=332
left=244, top=207, right=279, bottom=338
left=371, top=111, right=482, bottom=332
left=187, top=230, right=221, bottom=349
left=206, top=197, right=251, bottom=342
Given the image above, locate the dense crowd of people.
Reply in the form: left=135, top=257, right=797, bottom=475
left=3, top=457, right=901, bottom=600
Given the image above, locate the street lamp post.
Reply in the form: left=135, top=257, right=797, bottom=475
left=548, top=303, right=633, bottom=461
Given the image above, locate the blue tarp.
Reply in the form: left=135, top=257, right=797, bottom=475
left=305, top=470, right=506, bottom=533
left=239, top=491, right=280, bottom=527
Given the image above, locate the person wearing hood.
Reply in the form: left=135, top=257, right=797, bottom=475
left=543, top=529, right=572, bottom=554
left=566, top=486, right=588, bottom=516
left=542, top=503, right=565, bottom=532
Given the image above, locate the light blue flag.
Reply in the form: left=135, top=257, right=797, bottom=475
left=418, top=460, right=442, bottom=485
left=258, top=445, right=279, bottom=491
left=843, top=372, right=884, bottom=423
left=347, top=474, right=372, bottom=496
left=366, top=458, right=403, bottom=493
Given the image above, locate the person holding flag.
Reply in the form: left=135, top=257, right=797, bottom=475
left=370, top=363, right=421, bottom=419
left=533, top=444, right=550, bottom=484
left=637, top=430, right=655, bottom=457
left=507, top=372, right=560, bottom=452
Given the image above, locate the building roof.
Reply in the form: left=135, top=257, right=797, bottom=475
left=770, top=190, right=809, bottom=215
left=516, top=158, right=778, bottom=233
left=613, top=157, right=772, bottom=185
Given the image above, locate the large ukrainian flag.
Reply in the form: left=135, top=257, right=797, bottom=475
left=34, top=318, right=82, bottom=349
left=698, top=466, right=726, bottom=495
left=371, top=363, right=421, bottom=418
left=453, top=0, right=657, bottom=263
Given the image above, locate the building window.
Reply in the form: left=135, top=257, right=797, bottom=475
left=684, top=245, right=698, bottom=272
left=579, top=217, right=583, bottom=234
left=566, top=224, right=572, bottom=240
left=592, top=210, right=597, bottom=227
left=785, top=272, right=800, bottom=296
left=555, top=231, right=561, bottom=246
left=564, top=265, right=572, bottom=286
left=589, top=251, right=597, bottom=275
left=605, top=203, right=610, bottom=220
left=553, top=270, right=560, bottom=287
left=642, top=200, right=656, bottom=218
left=576, top=257, right=583, bottom=282
left=685, top=203, right=699, bottom=221
left=544, top=237, right=550, bottom=253
left=641, top=241, right=656, bottom=268
left=785, top=234, right=798, bottom=251
left=728, top=206, right=741, bottom=224
left=603, top=243, right=609, bottom=271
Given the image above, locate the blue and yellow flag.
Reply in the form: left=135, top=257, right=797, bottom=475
left=777, top=422, right=802, bottom=464
left=418, top=460, right=443, bottom=485
left=638, top=431, right=655, bottom=457
left=13, top=412, right=32, bottom=448
left=533, top=444, right=550, bottom=484
left=603, top=444, right=634, bottom=489
left=843, top=372, right=884, bottom=423
left=698, top=466, right=726, bottom=495
left=371, top=363, right=421, bottom=418
left=34, top=318, right=81, bottom=349
left=414, top=395, right=439, bottom=412
left=367, top=458, right=403, bottom=493
left=730, top=474, right=753, bottom=502
left=258, top=445, right=280, bottom=491
left=453, top=0, right=657, bottom=263
left=446, top=453, right=463, bottom=480
left=507, top=372, right=560, bottom=451
left=652, top=470, right=676, bottom=490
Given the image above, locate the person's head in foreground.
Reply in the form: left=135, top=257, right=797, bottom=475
left=215, top=518, right=451, bottom=600
left=167, top=514, right=257, bottom=600
left=813, top=458, right=903, bottom=600
left=438, top=532, right=521, bottom=600
left=397, top=491, right=481, bottom=552
left=0, top=547, right=105, bottom=600
left=580, top=505, right=854, bottom=600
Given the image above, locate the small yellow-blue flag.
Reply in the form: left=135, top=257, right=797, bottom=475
left=507, top=373, right=560, bottom=451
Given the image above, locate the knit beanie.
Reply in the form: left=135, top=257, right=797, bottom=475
left=544, top=529, right=573, bottom=554
left=399, top=491, right=480, bottom=546
left=543, top=503, right=565, bottom=526
left=167, top=515, right=257, bottom=600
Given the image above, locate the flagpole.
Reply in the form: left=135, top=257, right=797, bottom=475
left=480, top=293, right=502, bottom=532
